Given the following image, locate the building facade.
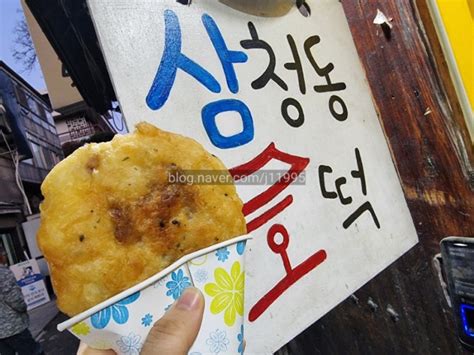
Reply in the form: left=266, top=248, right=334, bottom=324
left=54, top=101, right=118, bottom=153
left=0, top=60, right=63, bottom=266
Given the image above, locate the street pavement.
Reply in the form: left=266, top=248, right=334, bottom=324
left=29, top=300, right=58, bottom=338
left=28, top=300, right=79, bottom=354
left=36, top=312, right=79, bottom=355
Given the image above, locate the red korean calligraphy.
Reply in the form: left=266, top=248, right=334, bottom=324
left=230, top=144, right=327, bottom=321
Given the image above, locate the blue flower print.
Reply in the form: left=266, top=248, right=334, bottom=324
left=206, top=329, right=230, bottom=354
left=91, top=292, right=140, bottom=329
left=141, top=313, right=153, bottom=327
left=194, top=269, right=208, bottom=283
left=166, top=269, right=191, bottom=300
left=164, top=304, right=172, bottom=312
left=215, top=247, right=230, bottom=262
left=236, top=241, right=246, bottom=255
left=116, top=332, right=142, bottom=355
left=237, top=324, right=244, bottom=354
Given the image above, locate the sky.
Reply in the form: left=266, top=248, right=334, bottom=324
left=0, top=0, right=46, bottom=91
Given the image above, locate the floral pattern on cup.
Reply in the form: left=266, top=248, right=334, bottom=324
left=215, top=247, right=230, bottom=262
left=141, top=313, right=153, bottom=327
left=194, top=269, right=208, bottom=283
left=206, top=329, right=230, bottom=354
left=91, top=292, right=140, bottom=329
left=166, top=269, right=191, bottom=300
left=237, top=324, right=244, bottom=354
left=71, top=322, right=90, bottom=336
left=204, top=261, right=244, bottom=326
left=236, top=241, right=246, bottom=255
left=116, top=332, right=142, bottom=355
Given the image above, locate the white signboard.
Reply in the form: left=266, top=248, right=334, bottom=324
left=10, top=259, right=50, bottom=310
left=87, top=0, right=418, bottom=352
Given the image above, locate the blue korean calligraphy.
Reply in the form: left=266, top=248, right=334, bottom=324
left=146, top=10, right=221, bottom=111
left=146, top=10, right=253, bottom=149
left=202, top=14, right=248, bottom=93
left=201, top=99, right=254, bottom=148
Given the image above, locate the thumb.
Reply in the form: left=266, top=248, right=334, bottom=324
left=141, top=287, right=204, bottom=355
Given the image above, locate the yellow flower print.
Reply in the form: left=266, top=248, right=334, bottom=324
left=71, top=322, right=91, bottom=336
left=204, top=261, right=244, bottom=326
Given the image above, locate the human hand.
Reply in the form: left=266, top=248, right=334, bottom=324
left=78, top=287, right=205, bottom=355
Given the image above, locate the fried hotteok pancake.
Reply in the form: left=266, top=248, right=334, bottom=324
left=38, top=122, right=246, bottom=316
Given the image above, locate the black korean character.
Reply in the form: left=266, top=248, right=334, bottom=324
left=343, top=201, right=380, bottom=229
left=318, top=165, right=337, bottom=199
left=328, top=95, right=348, bottom=122
left=342, top=148, right=380, bottom=229
left=284, top=35, right=306, bottom=94
left=304, top=36, right=348, bottom=121
left=281, top=98, right=305, bottom=128
left=318, top=165, right=352, bottom=204
left=319, top=148, right=380, bottom=229
left=304, top=35, right=347, bottom=93
left=240, top=22, right=288, bottom=91
left=351, top=148, right=367, bottom=195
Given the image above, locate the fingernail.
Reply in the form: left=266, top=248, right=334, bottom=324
left=176, top=287, right=201, bottom=311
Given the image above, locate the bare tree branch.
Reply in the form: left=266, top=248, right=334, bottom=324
left=12, top=16, right=37, bottom=72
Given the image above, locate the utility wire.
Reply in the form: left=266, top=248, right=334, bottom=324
left=0, top=130, right=33, bottom=215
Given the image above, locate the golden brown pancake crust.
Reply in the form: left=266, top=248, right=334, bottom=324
left=38, top=122, right=246, bottom=316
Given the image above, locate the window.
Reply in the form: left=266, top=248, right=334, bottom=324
left=22, top=116, right=33, bottom=130
left=36, top=102, right=47, bottom=120
left=30, top=142, right=46, bottom=169
left=31, top=122, right=40, bottom=135
left=0, top=233, right=17, bottom=266
left=41, top=119, right=49, bottom=130
left=27, top=97, right=38, bottom=116
left=26, top=97, right=49, bottom=123
left=46, top=111, right=55, bottom=126
left=53, top=153, right=61, bottom=164
left=44, top=130, right=52, bottom=143
left=33, top=125, right=45, bottom=140
left=14, top=85, right=28, bottom=108
left=32, top=114, right=41, bottom=126
left=66, top=117, right=94, bottom=139
left=42, top=148, right=54, bottom=169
